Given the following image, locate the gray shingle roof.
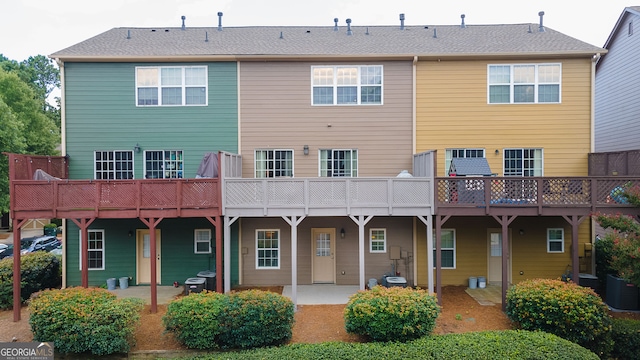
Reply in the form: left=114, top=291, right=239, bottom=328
left=50, top=23, right=604, bottom=60
left=449, top=158, right=493, bottom=176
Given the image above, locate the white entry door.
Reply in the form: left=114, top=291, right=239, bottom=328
left=488, top=230, right=511, bottom=284
left=312, top=228, right=335, bottom=283
left=137, top=229, right=161, bottom=284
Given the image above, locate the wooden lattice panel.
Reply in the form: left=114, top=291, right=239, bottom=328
left=99, top=182, right=137, bottom=207
left=226, top=181, right=263, bottom=206
left=349, top=180, right=388, bottom=205
left=267, top=181, right=304, bottom=206
left=182, top=181, right=218, bottom=207
left=308, top=181, right=347, bottom=206
left=140, top=182, right=177, bottom=208
left=13, top=183, right=54, bottom=210
left=392, top=180, right=431, bottom=205
left=58, top=182, right=97, bottom=208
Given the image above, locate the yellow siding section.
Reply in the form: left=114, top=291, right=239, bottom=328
left=416, top=58, right=593, bottom=177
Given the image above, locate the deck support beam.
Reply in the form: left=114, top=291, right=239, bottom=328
left=491, top=214, right=516, bottom=311
left=139, top=217, right=163, bottom=313
left=349, top=215, right=374, bottom=291
left=283, top=215, right=305, bottom=309
left=70, top=218, right=96, bottom=288
left=562, top=214, right=588, bottom=287
left=12, top=218, right=28, bottom=322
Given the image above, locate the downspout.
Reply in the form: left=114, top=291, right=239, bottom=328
left=55, top=58, right=67, bottom=289
left=412, top=56, right=417, bottom=155
left=590, top=53, right=600, bottom=153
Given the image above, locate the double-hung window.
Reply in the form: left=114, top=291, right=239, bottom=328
left=319, top=149, right=357, bottom=177
left=445, top=148, right=485, bottom=173
left=547, top=228, right=564, bottom=253
left=136, top=66, right=207, bottom=106
left=488, top=63, right=561, bottom=104
left=433, top=229, right=456, bottom=269
left=144, top=150, right=183, bottom=179
left=256, top=230, right=279, bottom=269
left=194, top=229, right=212, bottom=254
left=503, top=148, right=543, bottom=176
left=312, top=65, right=383, bottom=105
left=255, top=149, right=293, bottom=178
left=370, top=229, right=386, bottom=253
left=95, top=151, right=134, bottom=179
left=79, top=229, right=105, bottom=270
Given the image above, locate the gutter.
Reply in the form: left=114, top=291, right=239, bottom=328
left=591, top=53, right=601, bottom=153
left=53, top=57, right=66, bottom=289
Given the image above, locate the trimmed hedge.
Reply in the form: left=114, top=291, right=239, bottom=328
left=506, top=278, right=611, bottom=357
left=192, top=330, right=598, bottom=360
left=609, top=318, right=640, bottom=360
left=344, top=286, right=440, bottom=342
left=0, top=251, right=61, bottom=309
left=164, top=289, right=295, bottom=349
left=29, top=287, right=144, bottom=356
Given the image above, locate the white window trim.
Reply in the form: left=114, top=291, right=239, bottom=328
left=256, top=229, right=280, bottom=270
left=487, top=63, right=562, bottom=104
left=311, top=65, right=384, bottom=106
left=135, top=65, right=208, bottom=107
left=369, top=228, right=387, bottom=253
left=254, top=149, right=295, bottom=178
left=143, top=150, right=184, bottom=179
left=547, top=228, right=565, bottom=253
left=78, top=229, right=105, bottom=271
left=94, top=150, right=134, bottom=180
left=318, top=149, right=358, bottom=177
left=433, top=229, right=456, bottom=269
left=503, top=148, right=544, bottom=176
left=194, top=229, right=212, bottom=254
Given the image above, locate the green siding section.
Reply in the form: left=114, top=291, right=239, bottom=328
left=65, top=218, right=220, bottom=286
left=63, top=62, right=238, bottom=179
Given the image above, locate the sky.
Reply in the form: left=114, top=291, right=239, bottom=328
left=0, top=0, right=633, bottom=62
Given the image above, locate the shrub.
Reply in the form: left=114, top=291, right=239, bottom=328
left=0, top=251, right=61, bottom=309
left=163, top=291, right=226, bottom=349
left=506, top=278, right=611, bottom=356
left=344, top=286, right=440, bottom=342
left=595, top=234, right=615, bottom=292
left=217, top=289, right=295, bottom=348
left=164, top=289, right=295, bottom=349
left=194, top=330, right=598, bottom=360
left=29, top=287, right=144, bottom=356
left=609, top=318, right=640, bottom=360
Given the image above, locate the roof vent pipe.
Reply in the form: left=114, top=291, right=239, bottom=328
left=217, top=12, right=223, bottom=31
left=400, top=13, right=405, bottom=30
left=433, top=28, right=437, bottom=38
left=460, top=14, right=466, bottom=28
left=279, top=31, right=284, bottom=39
left=528, top=24, right=532, bottom=33
left=181, top=16, right=186, bottom=30
left=126, top=30, right=131, bottom=39
left=538, top=11, right=545, bottom=32
left=333, top=18, right=339, bottom=31
left=205, top=31, right=209, bottom=42
left=346, top=18, right=352, bottom=35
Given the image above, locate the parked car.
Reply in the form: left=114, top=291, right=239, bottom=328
left=49, top=244, right=63, bottom=256
left=0, top=243, right=9, bottom=259
left=20, top=236, right=61, bottom=255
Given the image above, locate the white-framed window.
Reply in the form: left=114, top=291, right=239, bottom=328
left=433, top=229, right=456, bottom=269
left=144, top=150, right=183, bottom=179
left=547, top=228, right=564, bottom=253
left=319, top=149, right=358, bottom=177
left=488, top=63, right=561, bottom=104
left=256, top=229, right=280, bottom=269
left=78, top=229, right=105, bottom=270
left=94, top=151, right=134, bottom=180
left=369, top=229, right=386, bottom=253
left=445, top=148, right=485, bottom=173
left=312, top=65, right=383, bottom=105
left=136, top=66, right=207, bottom=106
left=504, top=148, right=543, bottom=176
left=255, top=149, right=294, bottom=178
left=194, top=229, right=212, bottom=254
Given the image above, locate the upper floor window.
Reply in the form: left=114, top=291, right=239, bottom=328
left=95, top=151, right=133, bottom=180
left=488, top=64, right=561, bottom=104
left=144, top=150, right=183, bottom=179
left=312, top=65, right=383, bottom=105
left=136, top=66, right=207, bottom=106
left=319, top=149, right=358, bottom=177
left=504, top=148, right=543, bottom=176
left=255, top=149, right=293, bottom=178
left=445, top=148, right=485, bottom=173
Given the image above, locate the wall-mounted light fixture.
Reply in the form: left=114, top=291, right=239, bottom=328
left=303, top=145, right=309, bottom=155
left=340, top=228, right=345, bottom=238
left=519, top=229, right=524, bottom=236
left=134, top=143, right=141, bottom=153
left=128, top=230, right=133, bottom=237
left=495, top=149, right=499, bottom=155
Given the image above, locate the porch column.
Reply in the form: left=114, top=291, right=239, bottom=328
left=140, top=217, right=163, bottom=313
left=70, top=218, right=96, bottom=288
left=562, top=214, right=588, bottom=285
left=434, top=215, right=450, bottom=306
left=417, top=216, right=434, bottom=295
left=224, top=216, right=239, bottom=293
left=205, top=215, right=223, bottom=293
left=283, top=215, right=305, bottom=308
left=492, top=214, right=516, bottom=311
left=12, top=218, right=28, bottom=322
left=349, top=215, right=373, bottom=290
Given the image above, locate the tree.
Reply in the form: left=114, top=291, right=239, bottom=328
left=0, top=69, right=60, bottom=213
left=594, top=184, right=640, bottom=287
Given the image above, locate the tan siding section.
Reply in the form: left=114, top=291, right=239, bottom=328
left=239, top=61, right=413, bottom=178
left=416, top=58, right=592, bottom=177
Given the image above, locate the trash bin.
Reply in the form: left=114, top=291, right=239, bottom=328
left=368, top=278, right=378, bottom=289
left=197, top=270, right=216, bottom=291
left=184, top=277, right=206, bottom=295
left=469, top=276, right=477, bottom=289
left=477, top=276, right=486, bottom=289
left=106, top=278, right=117, bottom=290
left=119, top=277, right=129, bottom=289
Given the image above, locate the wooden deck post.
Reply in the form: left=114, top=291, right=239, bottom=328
left=140, top=217, right=163, bottom=313
left=12, top=218, right=28, bottom=322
